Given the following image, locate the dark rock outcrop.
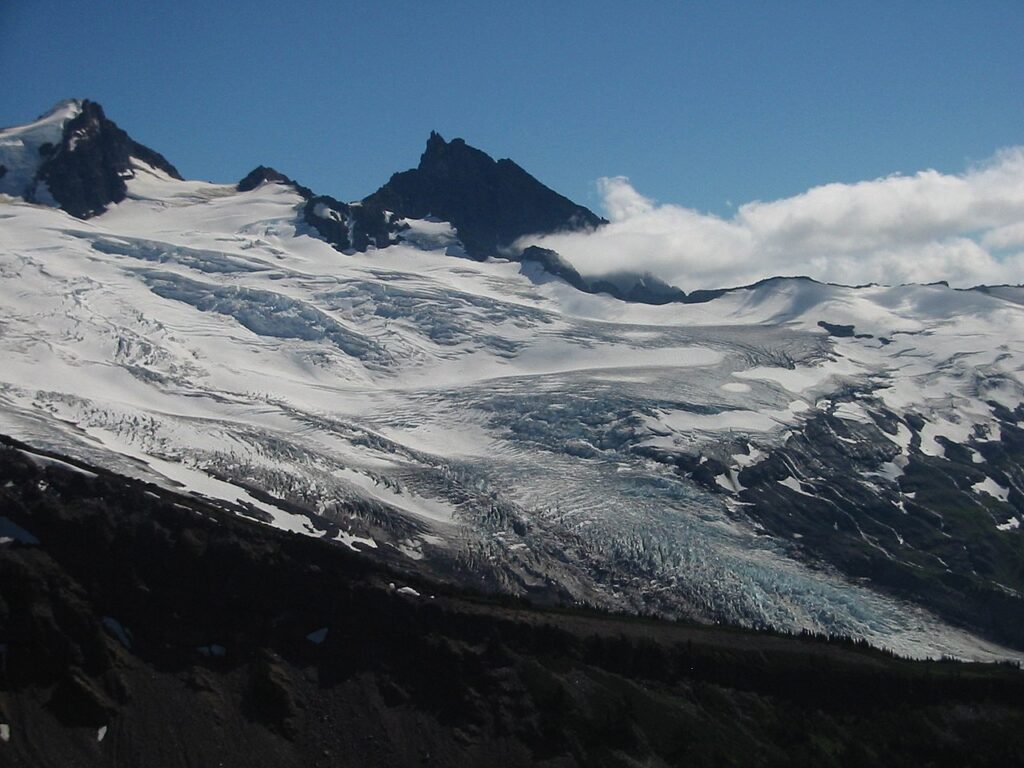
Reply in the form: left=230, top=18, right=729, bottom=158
left=817, top=320, right=857, bottom=337
left=242, top=133, right=604, bottom=265
left=36, top=100, right=181, bottom=218
left=363, top=132, right=606, bottom=259
left=589, top=271, right=687, bottom=304
left=517, top=246, right=590, bottom=290
left=237, top=165, right=299, bottom=193
left=304, top=196, right=396, bottom=252
left=517, top=246, right=687, bottom=305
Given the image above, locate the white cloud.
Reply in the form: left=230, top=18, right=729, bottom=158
left=520, top=147, right=1024, bottom=291
left=597, top=176, right=656, bottom=220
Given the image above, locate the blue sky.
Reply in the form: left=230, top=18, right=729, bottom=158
left=2, top=0, right=1022, bottom=217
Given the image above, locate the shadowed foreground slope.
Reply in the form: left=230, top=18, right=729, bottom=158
left=1, top=435, right=1023, bottom=768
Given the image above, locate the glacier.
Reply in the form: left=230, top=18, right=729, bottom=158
left=2, top=136, right=1024, bottom=663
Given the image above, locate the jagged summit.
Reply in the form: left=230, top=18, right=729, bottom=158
left=0, top=98, right=180, bottom=218
left=1, top=102, right=710, bottom=304
left=233, top=132, right=607, bottom=267
left=363, top=131, right=606, bottom=258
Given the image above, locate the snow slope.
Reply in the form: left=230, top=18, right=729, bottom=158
left=0, top=99, right=82, bottom=201
left=2, top=137, right=1024, bottom=662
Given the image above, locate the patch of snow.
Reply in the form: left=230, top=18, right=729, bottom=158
left=884, top=422, right=914, bottom=453
left=733, top=356, right=860, bottom=394
left=333, top=467, right=459, bottom=525
left=0, top=100, right=82, bottom=200
left=832, top=401, right=873, bottom=424
left=396, top=216, right=462, bottom=252
left=732, top=444, right=765, bottom=468
left=644, top=400, right=809, bottom=440
left=778, top=476, right=816, bottom=497
left=974, top=477, right=1011, bottom=503
left=0, top=516, right=39, bottom=545
left=84, top=427, right=320, bottom=536
left=874, top=459, right=907, bottom=482
left=306, top=627, right=329, bottom=644
left=919, top=417, right=976, bottom=458
left=17, top=448, right=98, bottom=478
left=715, top=470, right=745, bottom=493
left=101, top=616, right=133, bottom=649
left=335, top=529, right=378, bottom=551
left=312, top=202, right=343, bottom=222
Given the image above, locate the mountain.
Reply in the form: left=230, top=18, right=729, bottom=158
left=0, top=99, right=180, bottom=218
left=363, top=131, right=606, bottom=259
left=1, top=100, right=1023, bottom=668
left=237, top=132, right=607, bottom=263
left=1, top=101, right=680, bottom=302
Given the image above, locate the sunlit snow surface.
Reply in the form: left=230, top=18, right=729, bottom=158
left=0, top=100, right=82, bottom=201
left=2, top=165, right=1024, bottom=662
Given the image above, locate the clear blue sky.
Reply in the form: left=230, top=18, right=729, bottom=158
left=2, top=1, right=1022, bottom=215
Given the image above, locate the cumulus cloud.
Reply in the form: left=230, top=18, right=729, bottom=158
left=520, top=147, right=1024, bottom=291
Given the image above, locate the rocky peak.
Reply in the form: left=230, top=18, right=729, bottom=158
left=417, top=131, right=490, bottom=177
left=423, top=129, right=447, bottom=156
left=363, top=132, right=606, bottom=259
left=33, top=99, right=181, bottom=218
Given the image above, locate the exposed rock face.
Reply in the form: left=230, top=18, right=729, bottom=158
left=237, top=165, right=297, bottom=193
left=518, top=246, right=590, bottom=290
left=588, top=271, right=688, bottom=304
left=36, top=100, right=181, bottom=218
left=239, top=133, right=605, bottom=266
left=363, top=132, right=606, bottom=259
left=305, top=196, right=396, bottom=252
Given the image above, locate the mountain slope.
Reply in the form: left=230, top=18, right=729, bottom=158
left=3, top=436, right=1024, bottom=767
left=0, top=102, right=1023, bottom=662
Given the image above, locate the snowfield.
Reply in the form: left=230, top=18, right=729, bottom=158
left=2, top=154, right=1024, bottom=662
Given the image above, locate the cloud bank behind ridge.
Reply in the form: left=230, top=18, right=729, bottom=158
left=520, top=147, right=1024, bottom=291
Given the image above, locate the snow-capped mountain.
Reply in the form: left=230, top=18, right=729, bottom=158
left=0, top=100, right=180, bottom=217
left=2, top=100, right=1023, bottom=662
